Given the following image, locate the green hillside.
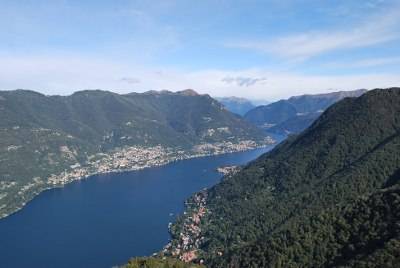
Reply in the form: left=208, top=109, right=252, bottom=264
left=0, top=89, right=269, bottom=218
left=224, top=185, right=400, bottom=268
left=168, top=88, right=400, bottom=267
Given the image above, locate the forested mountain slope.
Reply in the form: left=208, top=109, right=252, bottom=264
left=0, top=89, right=264, bottom=148
left=175, top=88, right=400, bottom=267
left=0, top=89, right=269, bottom=218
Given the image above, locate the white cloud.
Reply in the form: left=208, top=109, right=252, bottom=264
left=221, top=76, right=267, bottom=87
left=0, top=55, right=399, bottom=101
left=226, top=8, right=400, bottom=60
left=188, top=69, right=400, bottom=100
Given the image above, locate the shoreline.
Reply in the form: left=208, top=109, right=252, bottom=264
left=0, top=139, right=274, bottom=220
left=163, top=190, right=209, bottom=263
left=161, top=137, right=285, bottom=263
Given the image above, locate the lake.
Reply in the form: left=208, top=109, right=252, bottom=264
left=0, top=146, right=275, bottom=268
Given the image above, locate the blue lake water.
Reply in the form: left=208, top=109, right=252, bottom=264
left=0, top=146, right=275, bottom=268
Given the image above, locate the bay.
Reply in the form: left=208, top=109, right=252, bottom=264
left=0, top=146, right=275, bottom=268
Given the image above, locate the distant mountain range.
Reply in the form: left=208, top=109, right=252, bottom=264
left=216, top=96, right=257, bottom=116
left=0, top=89, right=270, bottom=218
left=167, top=87, right=400, bottom=267
left=244, top=89, right=367, bottom=135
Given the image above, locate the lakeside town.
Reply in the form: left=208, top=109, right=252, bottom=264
left=216, top=165, right=241, bottom=177
left=0, top=137, right=274, bottom=219
left=161, top=166, right=242, bottom=264
left=163, top=190, right=209, bottom=264
left=47, top=138, right=274, bottom=185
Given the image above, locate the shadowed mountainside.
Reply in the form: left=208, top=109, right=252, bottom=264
left=244, top=89, right=367, bottom=135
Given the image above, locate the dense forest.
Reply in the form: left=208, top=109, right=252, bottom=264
left=167, top=88, right=400, bottom=267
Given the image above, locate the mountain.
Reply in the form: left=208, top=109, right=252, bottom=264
left=215, top=97, right=256, bottom=116
left=0, top=89, right=271, bottom=218
left=244, top=89, right=367, bottom=135
left=166, top=88, right=400, bottom=267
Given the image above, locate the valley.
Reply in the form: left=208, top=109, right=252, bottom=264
left=3, top=2, right=400, bottom=267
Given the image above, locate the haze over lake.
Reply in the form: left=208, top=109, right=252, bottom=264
left=0, top=147, right=274, bottom=268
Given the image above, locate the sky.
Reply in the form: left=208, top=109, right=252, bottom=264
left=1, top=0, right=400, bottom=100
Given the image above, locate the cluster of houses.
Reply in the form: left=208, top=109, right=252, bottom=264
left=216, top=165, right=241, bottom=176
left=47, top=145, right=177, bottom=185
left=165, top=191, right=208, bottom=263
left=193, top=138, right=273, bottom=155
left=46, top=138, right=273, bottom=186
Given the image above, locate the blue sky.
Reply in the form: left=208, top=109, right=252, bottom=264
left=1, top=0, right=400, bottom=100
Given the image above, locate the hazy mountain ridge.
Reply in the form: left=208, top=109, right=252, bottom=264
left=215, top=97, right=256, bottom=116
left=245, top=89, right=367, bottom=134
left=0, top=89, right=270, bottom=218
left=167, top=88, right=400, bottom=267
